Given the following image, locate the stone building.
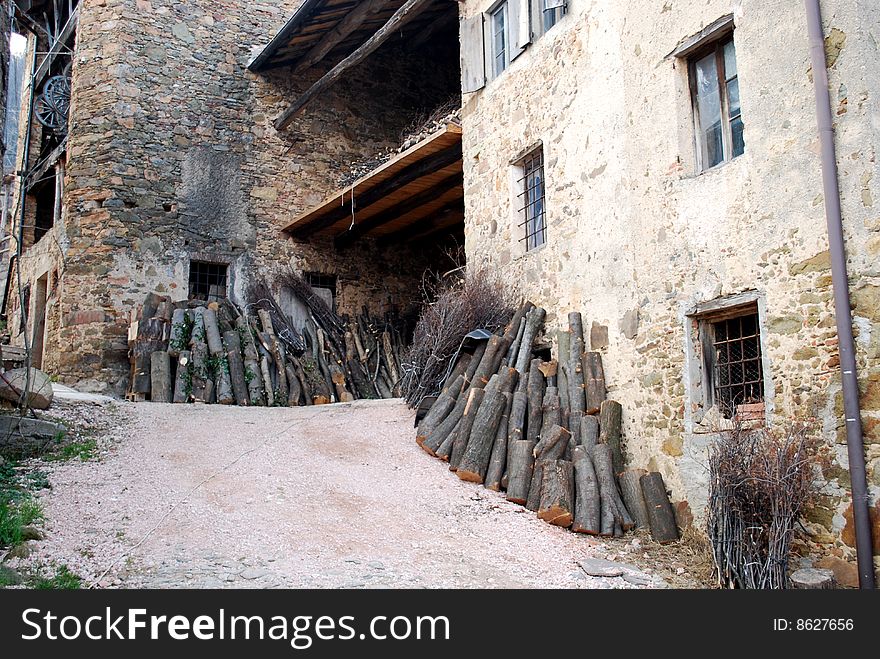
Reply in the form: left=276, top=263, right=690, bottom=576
left=457, top=0, right=879, bottom=582
left=1, top=0, right=877, bottom=582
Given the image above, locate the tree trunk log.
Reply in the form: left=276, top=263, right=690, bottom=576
left=567, top=312, right=586, bottom=439
left=537, top=460, right=574, bottom=527
left=534, top=424, right=570, bottom=461
left=417, top=374, right=465, bottom=444
left=580, top=415, right=599, bottom=448
left=583, top=351, right=606, bottom=414
left=132, top=317, right=168, bottom=395
left=150, top=351, right=172, bottom=403
left=458, top=390, right=507, bottom=483
left=286, top=364, right=303, bottom=405
left=514, top=307, right=545, bottom=374
left=260, top=353, right=275, bottom=406
left=526, top=360, right=545, bottom=444
left=506, top=439, right=535, bottom=505
left=485, top=392, right=513, bottom=491
left=640, top=472, right=680, bottom=544
left=347, top=357, right=376, bottom=399
left=526, top=459, right=548, bottom=512
left=572, top=446, right=601, bottom=534
left=590, top=443, right=634, bottom=532
left=422, top=383, right=470, bottom=455
left=619, top=469, right=650, bottom=530
left=599, top=400, right=624, bottom=475
left=168, top=308, right=188, bottom=358
left=382, top=330, right=399, bottom=385
left=435, top=418, right=460, bottom=462
left=172, top=351, right=192, bottom=403
left=189, top=309, right=211, bottom=402
left=790, top=568, right=836, bottom=589
left=223, top=330, right=250, bottom=406
left=539, top=391, right=561, bottom=441
left=506, top=317, right=526, bottom=368
left=471, top=335, right=504, bottom=388
left=464, top=341, right=487, bottom=386
left=449, top=387, right=485, bottom=471
left=259, top=309, right=288, bottom=402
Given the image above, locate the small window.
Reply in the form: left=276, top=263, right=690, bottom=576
left=490, top=2, right=509, bottom=78
left=516, top=147, right=546, bottom=251
left=540, top=0, right=566, bottom=33
left=689, top=35, right=744, bottom=171
left=306, top=272, right=337, bottom=312
left=189, top=261, right=228, bottom=301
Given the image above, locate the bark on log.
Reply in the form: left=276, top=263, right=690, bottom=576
left=640, top=472, right=680, bottom=544
left=449, top=387, right=485, bottom=471
left=506, top=439, right=535, bottom=505
left=347, top=357, right=376, bottom=399
left=435, top=418, right=460, bottom=462
left=485, top=392, right=513, bottom=491
left=505, top=390, right=529, bottom=485
left=514, top=307, right=546, bottom=373
left=203, top=308, right=225, bottom=356
left=590, top=443, right=635, bottom=532
left=286, top=365, right=303, bottom=406
left=538, top=460, right=574, bottom=527
left=259, top=309, right=288, bottom=402
left=132, top=317, right=168, bottom=395
left=471, top=335, right=504, bottom=388
left=382, top=330, right=399, bottom=385
left=223, top=330, right=249, bottom=406
left=458, top=390, right=507, bottom=483
left=567, top=312, right=586, bottom=434
left=506, top=300, right=534, bottom=340
left=417, top=374, right=465, bottom=443
left=580, top=415, right=599, bottom=448
left=583, top=351, right=606, bottom=414
left=168, top=308, right=188, bottom=358
left=329, top=361, right=354, bottom=402
left=790, top=568, right=836, bottom=589
left=189, top=309, right=210, bottom=402
left=292, top=360, right=312, bottom=405
left=539, top=392, right=561, bottom=441
left=526, top=360, right=545, bottom=444
left=299, top=352, right=331, bottom=404
left=572, top=446, right=601, bottom=534
left=534, top=423, right=570, bottom=461
left=619, top=469, right=651, bottom=530
left=526, top=459, right=549, bottom=512
left=150, top=351, right=172, bottom=403
left=260, top=354, right=275, bottom=406
left=464, top=342, right=487, bottom=386
left=446, top=352, right=472, bottom=388
left=506, top=318, right=526, bottom=367
left=172, top=351, right=192, bottom=404
left=422, top=383, right=470, bottom=455
left=599, top=399, right=624, bottom=475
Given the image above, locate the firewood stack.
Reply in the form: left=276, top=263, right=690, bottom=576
left=126, top=280, right=407, bottom=406
left=414, top=302, right=679, bottom=544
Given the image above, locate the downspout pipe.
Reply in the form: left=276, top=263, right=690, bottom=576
left=805, top=0, right=875, bottom=589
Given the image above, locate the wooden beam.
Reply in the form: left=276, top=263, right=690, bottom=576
left=33, top=4, right=79, bottom=88
left=248, top=0, right=325, bottom=72
left=288, top=141, right=462, bottom=237
left=377, top=200, right=464, bottom=245
left=334, top=171, right=462, bottom=247
left=294, top=0, right=396, bottom=73
left=409, top=4, right=457, bottom=49
left=274, top=0, right=437, bottom=130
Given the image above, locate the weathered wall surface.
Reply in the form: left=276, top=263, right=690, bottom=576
left=460, top=0, right=880, bottom=580
left=10, top=0, right=456, bottom=393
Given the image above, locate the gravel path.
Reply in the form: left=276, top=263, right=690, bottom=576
left=17, top=399, right=681, bottom=589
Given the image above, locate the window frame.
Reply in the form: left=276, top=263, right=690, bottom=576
left=532, top=0, right=567, bottom=38
left=488, top=1, right=510, bottom=79
left=687, top=33, right=742, bottom=172
left=188, top=260, right=229, bottom=302
left=514, top=146, right=547, bottom=253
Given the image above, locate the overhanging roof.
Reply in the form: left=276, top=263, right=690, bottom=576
left=248, top=0, right=455, bottom=72
left=284, top=123, right=463, bottom=246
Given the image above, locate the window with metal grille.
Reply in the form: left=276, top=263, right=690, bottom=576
left=188, top=261, right=227, bottom=301
left=688, top=34, right=744, bottom=171
left=517, top=148, right=546, bottom=251
left=306, top=272, right=337, bottom=312
left=710, top=312, right=764, bottom=418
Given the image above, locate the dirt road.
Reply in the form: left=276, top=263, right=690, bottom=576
left=19, top=399, right=683, bottom=588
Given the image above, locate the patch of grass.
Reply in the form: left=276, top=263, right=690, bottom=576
left=34, top=565, right=81, bottom=590
left=0, top=460, right=44, bottom=547
left=44, top=437, right=98, bottom=463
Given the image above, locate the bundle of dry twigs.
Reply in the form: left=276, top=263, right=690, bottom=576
left=707, top=423, right=814, bottom=589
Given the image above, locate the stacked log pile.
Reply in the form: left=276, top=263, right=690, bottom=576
left=127, top=276, right=407, bottom=405
left=414, top=302, right=679, bottom=544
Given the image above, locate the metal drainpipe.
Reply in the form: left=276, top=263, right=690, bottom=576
left=805, top=0, right=875, bottom=589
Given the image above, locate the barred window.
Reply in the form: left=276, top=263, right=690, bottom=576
left=516, top=148, right=546, bottom=251
left=710, top=312, right=764, bottom=418
left=306, top=272, right=337, bottom=312
left=189, top=261, right=227, bottom=302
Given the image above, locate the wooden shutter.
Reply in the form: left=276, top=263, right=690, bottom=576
left=512, top=0, right=530, bottom=58
left=460, top=14, right=486, bottom=93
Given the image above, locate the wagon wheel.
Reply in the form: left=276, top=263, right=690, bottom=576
left=34, top=75, right=71, bottom=134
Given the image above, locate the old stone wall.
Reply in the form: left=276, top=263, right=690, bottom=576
left=460, top=0, right=880, bottom=580
left=9, top=0, right=458, bottom=393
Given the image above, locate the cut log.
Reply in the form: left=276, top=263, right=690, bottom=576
left=299, top=352, right=331, bottom=404
left=526, top=459, right=548, bottom=512
left=567, top=312, right=586, bottom=433
left=236, top=316, right=265, bottom=406
left=259, top=309, right=288, bottom=401
left=485, top=392, right=513, bottom=491
left=619, top=469, right=651, bottom=530
left=458, top=390, right=507, bottom=483
left=382, top=330, right=399, bottom=385
left=223, top=330, right=249, bottom=406
left=172, top=351, right=192, bottom=403
left=131, top=317, right=168, bottom=395
left=168, top=308, right=189, bottom=358
left=286, top=365, right=303, bottom=406
left=446, top=352, right=472, bottom=388
left=450, top=387, right=485, bottom=471
left=590, top=443, right=635, bottom=532
left=189, top=308, right=210, bottom=402
left=329, top=361, right=354, bottom=402
left=599, top=400, right=624, bottom=475
left=572, top=446, right=601, bottom=534
left=514, top=307, right=546, bottom=373
left=537, top=460, right=574, bottom=527
left=150, top=351, right=172, bottom=403
left=640, top=472, right=680, bottom=544
left=202, top=308, right=225, bottom=356
left=539, top=392, right=561, bottom=441
left=580, top=414, right=599, bottom=448
left=583, top=351, right=606, bottom=414
left=435, top=418, right=461, bottom=462
left=505, top=389, right=528, bottom=486
left=506, top=300, right=535, bottom=340
left=471, top=335, right=504, bottom=388
left=463, top=341, right=487, bottom=386
left=422, top=384, right=470, bottom=455
left=417, top=374, right=465, bottom=444
left=506, top=317, right=526, bottom=367
left=790, top=568, right=836, bottom=589
left=526, top=360, right=545, bottom=444
left=347, top=357, right=376, bottom=399
left=506, top=439, right=535, bottom=505
left=534, top=424, right=570, bottom=461
left=260, top=354, right=275, bottom=406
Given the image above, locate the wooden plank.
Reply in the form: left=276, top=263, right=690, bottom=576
left=248, top=0, right=328, bottom=71
left=334, top=171, right=462, bottom=247
left=377, top=202, right=463, bottom=245
left=295, top=0, right=397, bottom=72
left=274, top=0, right=438, bottom=129
left=460, top=13, right=486, bottom=93
left=288, top=141, right=462, bottom=237
left=33, top=5, right=79, bottom=88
